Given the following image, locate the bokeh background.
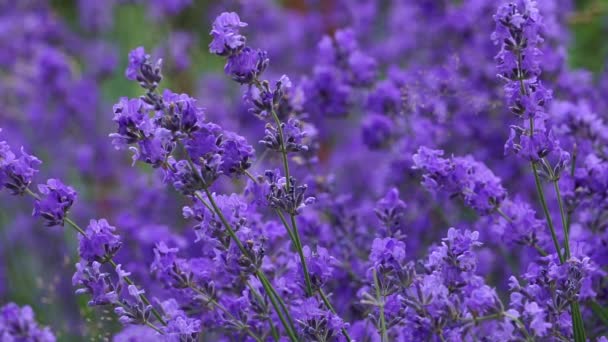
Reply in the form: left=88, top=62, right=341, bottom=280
left=1, top=0, right=607, bottom=340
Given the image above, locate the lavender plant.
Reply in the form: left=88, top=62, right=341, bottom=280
left=1, top=0, right=608, bottom=341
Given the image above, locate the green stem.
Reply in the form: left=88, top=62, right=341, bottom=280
left=107, top=260, right=167, bottom=326
left=496, top=206, right=548, bottom=256
left=530, top=161, right=564, bottom=263
left=543, top=161, right=586, bottom=341
left=246, top=280, right=280, bottom=341
left=318, top=289, right=352, bottom=341
left=189, top=284, right=263, bottom=342
left=267, top=108, right=314, bottom=298
left=373, top=269, right=388, bottom=342
left=199, top=189, right=298, bottom=341
left=256, top=271, right=298, bottom=341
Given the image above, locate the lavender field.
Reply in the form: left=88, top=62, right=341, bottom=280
left=1, top=0, right=608, bottom=341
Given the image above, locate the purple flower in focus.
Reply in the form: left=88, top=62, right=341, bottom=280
left=78, top=219, right=122, bottom=262
left=33, top=178, right=77, bottom=227
left=224, top=47, right=269, bottom=84
left=0, top=140, right=41, bottom=195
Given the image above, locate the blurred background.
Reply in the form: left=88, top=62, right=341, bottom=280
left=0, top=0, right=607, bottom=340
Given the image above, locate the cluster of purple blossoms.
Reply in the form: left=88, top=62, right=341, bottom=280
left=1, top=1, right=608, bottom=341
left=0, top=303, right=55, bottom=342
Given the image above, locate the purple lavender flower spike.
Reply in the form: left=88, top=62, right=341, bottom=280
left=33, top=178, right=77, bottom=227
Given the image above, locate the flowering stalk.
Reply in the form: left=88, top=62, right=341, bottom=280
left=199, top=187, right=298, bottom=341
left=22, top=187, right=167, bottom=328
left=493, top=2, right=586, bottom=340
left=373, top=269, right=388, bottom=342
left=175, top=137, right=299, bottom=341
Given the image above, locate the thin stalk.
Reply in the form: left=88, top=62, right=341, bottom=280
left=543, top=160, right=585, bottom=341
left=318, top=289, right=352, bottom=341
left=193, top=191, right=214, bottom=212
left=267, top=107, right=314, bottom=297
left=246, top=280, right=280, bottom=341
left=189, top=285, right=263, bottom=342
left=256, top=271, right=298, bottom=341
left=373, top=269, right=388, bottom=342
left=199, top=189, right=298, bottom=341
left=144, top=321, right=164, bottom=335
left=496, top=206, right=548, bottom=256
left=275, top=209, right=314, bottom=296
left=550, top=174, right=571, bottom=259
left=464, top=312, right=532, bottom=341
left=107, top=260, right=167, bottom=326
left=24, top=187, right=167, bottom=326
left=530, top=161, right=564, bottom=263
left=178, top=138, right=296, bottom=339
left=244, top=170, right=258, bottom=184
left=253, top=79, right=315, bottom=298
left=275, top=209, right=297, bottom=245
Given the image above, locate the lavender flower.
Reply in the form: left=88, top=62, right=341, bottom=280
left=0, top=303, right=55, bottom=342
left=33, top=179, right=77, bottom=227
left=78, top=219, right=122, bottom=262
left=0, top=141, right=41, bottom=195
left=209, top=12, right=248, bottom=56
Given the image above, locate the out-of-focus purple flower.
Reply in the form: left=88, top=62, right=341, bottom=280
left=209, top=12, right=248, bottom=56
left=113, top=325, right=162, bottom=342
left=126, top=47, right=148, bottom=81
left=33, top=178, right=77, bottom=227
left=348, top=50, right=377, bottom=86
left=374, top=188, right=407, bottom=236
left=148, top=0, right=192, bottom=19
left=303, top=66, right=352, bottom=118
left=0, top=303, right=55, bottom=342
left=163, top=315, right=201, bottom=341
left=413, top=147, right=507, bottom=214
left=362, top=114, right=393, bottom=150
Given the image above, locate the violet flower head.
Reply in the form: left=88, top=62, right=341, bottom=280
left=292, top=297, right=346, bottom=340
left=260, top=118, right=309, bottom=153
left=0, top=140, right=41, bottom=195
left=125, top=46, right=163, bottom=91
left=300, top=245, right=336, bottom=289
left=126, top=46, right=148, bottom=81
left=413, top=147, right=507, bottom=214
left=78, top=219, right=122, bottom=262
left=33, top=178, right=77, bottom=227
left=163, top=315, right=201, bottom=341
left=263, top=170, right=315, bottom=215
left=362, top=113, right=394, bottom=150
left=110, top=97, right=154, bottom=150
left=493, top=1, right=544, bottom=83
left=72, top=261, right=119, bottom=306
left=157, top=90, right=205, bottom=134
left=220, top=130, right=255, bottom=176
left=224, top=47, right=269, bottom=84
left=209, top=12, right=248, bottom=56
